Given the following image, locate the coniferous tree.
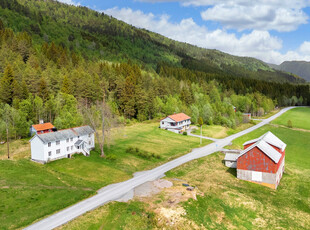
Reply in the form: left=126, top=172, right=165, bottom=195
left=0, top=65, right=14, bottom=105
left=61, top=75, right=74, bottom=95
left=12, top=80, right=23, bottom=100
left=38, top=77, right=49, bottom=101
left=21, top=80, right=29, bottom=100
left=122, top=73, right=136, bottom=118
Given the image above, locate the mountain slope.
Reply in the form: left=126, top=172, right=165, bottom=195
left=270, top=61, right=310, bottom=82
left=0, top=0, right=304, bottom=83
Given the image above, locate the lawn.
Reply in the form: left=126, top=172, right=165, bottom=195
left=60, top=111, right=310, bottom=229
left=271, top=107, right=310, bottom=130
left=0, top=123, right=210, bottom=229
left=192, top=123, right=257, bottom=139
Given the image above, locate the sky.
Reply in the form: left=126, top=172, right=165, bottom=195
left=58, top=0, right=310, bottom=64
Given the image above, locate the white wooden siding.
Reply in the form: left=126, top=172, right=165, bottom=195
left=30, top=133, right=95, bottom=163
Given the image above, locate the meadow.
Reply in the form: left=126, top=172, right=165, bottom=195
left=191, top=123, right=257, bottom=139
left=271, top=107, right=310, bottom=130
left=60, top=109, right=310, bottom=229
left=0, top=123, right=210, bottom=229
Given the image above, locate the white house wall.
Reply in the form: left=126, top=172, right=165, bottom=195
left=31, top=136, right=45, bottom=162
left=31, top=133, right=95, bottom=163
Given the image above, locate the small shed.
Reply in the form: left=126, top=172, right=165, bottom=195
left=224, top=153, right=239, bottom=168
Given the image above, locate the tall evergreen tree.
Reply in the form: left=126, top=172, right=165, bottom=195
left=21, top=80, right=29, bottom=100
left=122, top=73, right=136, bottom=118
left=12, top=80, right=23, bottom=100
left=0, top=65, right=14, bottom=104
left=38, top=77, right=49, bottom=101
left=61, top=75, right=74, bottom=95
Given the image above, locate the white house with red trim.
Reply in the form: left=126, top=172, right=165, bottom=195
left=160, top=113, right=191, bottom=133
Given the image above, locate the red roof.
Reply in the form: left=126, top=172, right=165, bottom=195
left=32, top=123, right=54, bottom=131
left=167, top=113, right=191, bottom=122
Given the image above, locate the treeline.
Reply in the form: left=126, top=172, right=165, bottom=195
left=158, top=63, right=309, bottom=106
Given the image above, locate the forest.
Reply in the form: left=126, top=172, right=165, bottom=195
left=0, top=0, right=309, bottom=142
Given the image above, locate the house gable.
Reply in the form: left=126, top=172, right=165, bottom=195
left=237, top=146, right=278, bottom=173
left=161, top=117, right=175, bottom=123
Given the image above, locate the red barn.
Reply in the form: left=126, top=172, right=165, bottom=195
left=237, top=132, right=286, bottom=189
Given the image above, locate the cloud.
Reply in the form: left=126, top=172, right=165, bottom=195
left=200, top=3, right=308, bottom=32
left=138, top=0, right=309, bottom=32
left=300, top=41, right=310, bottom=54
left=57, top=0, right=80, bottom=6
left=104, top=7, right=310, bottom=64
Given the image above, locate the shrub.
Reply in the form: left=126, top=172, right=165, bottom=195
left=287, top=120, right=293, bottom=128
left=126, top=147, right=136, bottom=154
left=183, top=132, right=188, bottom=135
left=250, top=119, right=256, bottom=125
left=126, top=146, right=160, bottom=160
left=106, top=154, right=117, bottom=161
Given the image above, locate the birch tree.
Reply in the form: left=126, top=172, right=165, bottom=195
left=80, top=98, right=119, bottom=158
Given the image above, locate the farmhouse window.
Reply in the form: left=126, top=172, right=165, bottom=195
left=88, top=134, right=91, bottom=137
left=66, top=138, right=69, bottom=143
left=89, top=141, right=91, bottom=145
left=70, top=137, right=73, bottom=142
left=48, top=151, right=51, bottom=156
left=71, top=146, right=73, bottom=150
left=67, top=147, right=69, bottom=151
left=56, top=149, right=60, bottom=154
left=162, top=122, right=164, bottom=125
left=48, top=142, right=51, bottom=147
left=56, top=141, right=60, bottom=145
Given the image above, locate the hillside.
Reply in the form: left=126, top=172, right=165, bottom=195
left=270, top=61, right=310, bottom=82
left=0, top=0, right=305, bottom=83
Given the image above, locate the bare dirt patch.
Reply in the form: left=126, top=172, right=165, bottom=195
left=132, top=179, right=203, bottom=228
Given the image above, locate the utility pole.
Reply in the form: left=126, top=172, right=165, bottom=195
left=200, top=125, right=202, bottom=145
left=198, top=117, right=203, bottom=145
left=6, top=126, right=9, bottom=159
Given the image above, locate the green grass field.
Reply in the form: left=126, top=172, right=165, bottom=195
left=192, top=123, right=257, bottom=139
left=0, top=123, right=210, bottom=229
left=60, top=110, right=310, bottom=229
left=271, top=107, right=310, bottom=130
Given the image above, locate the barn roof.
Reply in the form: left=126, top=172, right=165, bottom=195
left=243, top=131, right=286, bottom=151
left=32, top=123, right=54, bottom=131
left=162, top=113, right=191, bottom=122
left=238, top=139, right=282, bottom=163
left=224, top=153, right=239, bottom=162
left=31, top=125, right=94, bottom=144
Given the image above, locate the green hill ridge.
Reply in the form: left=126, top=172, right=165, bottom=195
left=0, top=0, right=306, bottom=83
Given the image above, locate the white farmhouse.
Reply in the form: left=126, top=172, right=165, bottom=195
left=30, top=125, right=95, bottom=163
left=160, top=113, right=191, bottom=133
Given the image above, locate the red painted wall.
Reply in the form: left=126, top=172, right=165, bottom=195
left=238, top=144, right=285, bottom=173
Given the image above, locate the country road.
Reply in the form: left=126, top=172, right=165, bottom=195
left=24, top=107, right=295, bottom=230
